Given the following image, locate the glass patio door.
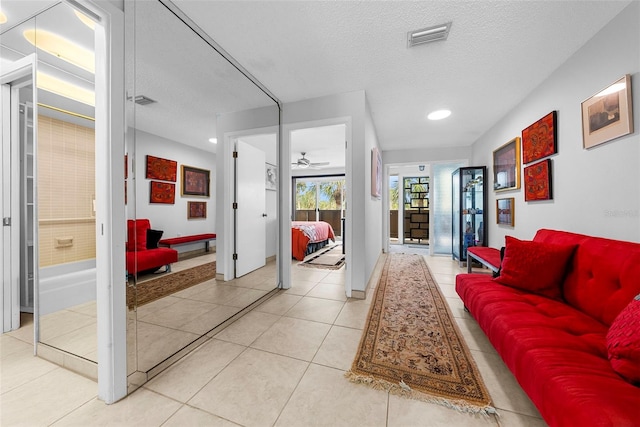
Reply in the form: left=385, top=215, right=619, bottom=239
left=294, top=176, right=345, bottom=238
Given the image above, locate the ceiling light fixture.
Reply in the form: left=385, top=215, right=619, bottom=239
left=209, top=138, right=217, bottom=144
left=427, top=109, right=451, bottom=121
left=23, top=29, right=94, bottom=73
left=37, top=72, right=95, bottom=106
left=408, top=22, right=452, bottom=47
left=0, top=11, right=8, bottom=24
left=74, top=10, right=96, bottom=30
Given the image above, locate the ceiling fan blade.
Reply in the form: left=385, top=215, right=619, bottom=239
left=309, top=161, right=330, bottom=166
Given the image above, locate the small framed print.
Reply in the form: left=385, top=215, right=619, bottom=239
left=524, top=159, right=552, bottom=201
left=496, top=198, right=515, bottom=226
left=582, top=75, right=633, bottom=149
left=265, top=163, right=277, bottom=191
left=493, top=137, right=521, bottom=192
left=188, top=201, right=207, bottom=219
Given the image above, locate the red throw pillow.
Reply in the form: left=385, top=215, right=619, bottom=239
left=493, top=236, right=577, bottom=300
left=606, top=294, right=640, bottom=385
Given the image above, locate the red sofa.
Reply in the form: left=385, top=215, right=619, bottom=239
left=456, top=229, right=640, bottom=427
left=126, top=219, right=178, bottom=275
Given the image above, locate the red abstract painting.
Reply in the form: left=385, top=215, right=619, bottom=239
left=150, top=181, right=175, bottom=204
left=522, top=111, right=557, bottom=164
left=146, top=155, right=177, bottom=182
left=524, top=159, right=552, bottom=201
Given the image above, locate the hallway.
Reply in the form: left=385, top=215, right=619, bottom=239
left=1, top=256, right=545, bottom=426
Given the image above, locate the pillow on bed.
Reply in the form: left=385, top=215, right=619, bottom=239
left=493, top=236, right=577, bottom=300
left=146, top=229, right=163, bottom=249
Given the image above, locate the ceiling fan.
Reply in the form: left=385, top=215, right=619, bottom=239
left=291, top=152, right=330, bottom=169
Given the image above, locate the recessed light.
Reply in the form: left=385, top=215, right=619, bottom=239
left=74, top=10, right=96, bottom=30
left=209, top=138, right=217, bottom=144
left=0, top=11, right=8, bottom=24
left=427, top=109, right=451, bottom=121
left=24, top=29, right=94, bottom=73
left=37, top=72, right=95, bottom=106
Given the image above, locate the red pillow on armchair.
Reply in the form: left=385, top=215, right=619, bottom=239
left=493, top=236, right=577, bottom=300
left=126, top=219, right=150, bottom=252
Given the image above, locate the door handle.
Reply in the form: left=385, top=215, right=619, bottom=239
left=262, top=213, right=267, bottom=217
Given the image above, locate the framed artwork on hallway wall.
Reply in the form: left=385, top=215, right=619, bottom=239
left=493, top=137, right=521, bottom=192
left=582, top=74, right=633, bottom=149
left=150, top=181, right=175, bottom=204
left=146, top=155, right=177, bottom=182
left=524, top=159, right=552, bottom=201
left=496, top=198, right=515, bottom=226
left=371, top=147, right=382, bottom=198
left=522, top=111, right=557, bottom=164
left=181, top=165, right=210, bottom=197
left=188, top=201, right=207, bottom=219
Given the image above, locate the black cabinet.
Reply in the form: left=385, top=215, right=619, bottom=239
left=452, top=167, right=487, bottom=265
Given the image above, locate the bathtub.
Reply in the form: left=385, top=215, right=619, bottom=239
left=39, top=259, right=96, bottom=315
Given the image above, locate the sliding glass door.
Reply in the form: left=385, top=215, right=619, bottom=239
left=294, top=176, right=345, bottom=238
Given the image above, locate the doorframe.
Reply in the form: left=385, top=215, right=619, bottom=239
left=280, top=118, right=351, bottom=294
left=70, top=0, right=127, bottom=404
left=0, top=55, right=37, bottom=334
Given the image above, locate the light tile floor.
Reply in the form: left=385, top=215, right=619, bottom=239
left=1, top=252, right=548, bottom=426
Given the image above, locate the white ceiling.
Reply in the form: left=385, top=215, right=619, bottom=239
left=1, top=0, right=631, bottom=163
left=173, top=0, right=631, bottom=152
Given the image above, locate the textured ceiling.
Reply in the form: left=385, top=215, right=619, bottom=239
left=173, top=0, right=631, bottom=151
left=1, top=0, right=631, bottom=159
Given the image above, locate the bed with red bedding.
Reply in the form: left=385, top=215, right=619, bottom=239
left=291, top=221, right=336, bottom=261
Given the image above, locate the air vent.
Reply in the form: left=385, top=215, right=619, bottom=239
left=133, top=95, right=156, bottom=105
left=407, top=22, right=452, bottom=47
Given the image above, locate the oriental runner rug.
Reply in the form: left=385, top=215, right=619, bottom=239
left=127, top=261, right=216, bottom=308
left=299, top=244, right=345, bottom=270
left=346, top=254, right=494, bottom=414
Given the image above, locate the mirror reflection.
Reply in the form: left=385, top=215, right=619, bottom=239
left=1, top=1, right=98, bottom=361
left=127, top=0, right=279, bottom=380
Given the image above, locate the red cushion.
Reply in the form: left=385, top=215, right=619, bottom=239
left=493, top=236, right=577, bottom=300
left=126, top=247, right=178, bottom=274
left=607, top=294, right=640, bottom=384
left=534, top=229, right=640, bottom=325
left=159, top=233, right=216, bottom=246
left=457, top=274, right=640, bottom=427
left=127, top=219, right=150, bottom=252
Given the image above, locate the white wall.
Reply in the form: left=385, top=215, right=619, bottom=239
left=132, top=129, right=216, bottom=253
left=384, top=146, right=472, bottom=165
left=364, top=100, right=383, bottom=279
left=471, top=1, right=640, bottom=246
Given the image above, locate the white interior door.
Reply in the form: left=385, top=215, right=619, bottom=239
left=235, top=140, right=266, bottom=277
left=1, top=55, right=37, bottom=333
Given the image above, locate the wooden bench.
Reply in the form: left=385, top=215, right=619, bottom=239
left=159, top=233, right=217, bottom=252
left=466, top=246, right=501, bottom=274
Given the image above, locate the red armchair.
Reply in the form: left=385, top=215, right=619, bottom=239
left=126, top=219, right=178, bottom=275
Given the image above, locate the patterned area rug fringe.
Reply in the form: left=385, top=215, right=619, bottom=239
left=346, top=253, right=494, bottom=415
left=344, top=371, right=497, bottom=416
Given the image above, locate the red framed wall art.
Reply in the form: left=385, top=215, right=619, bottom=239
left=150, top=181, right=176, bottom=204
left=522, top=111, right=557, bottom=164
left=524, top=159, right=552, bottom=201
left=146, top=155, right=177, bottom=182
